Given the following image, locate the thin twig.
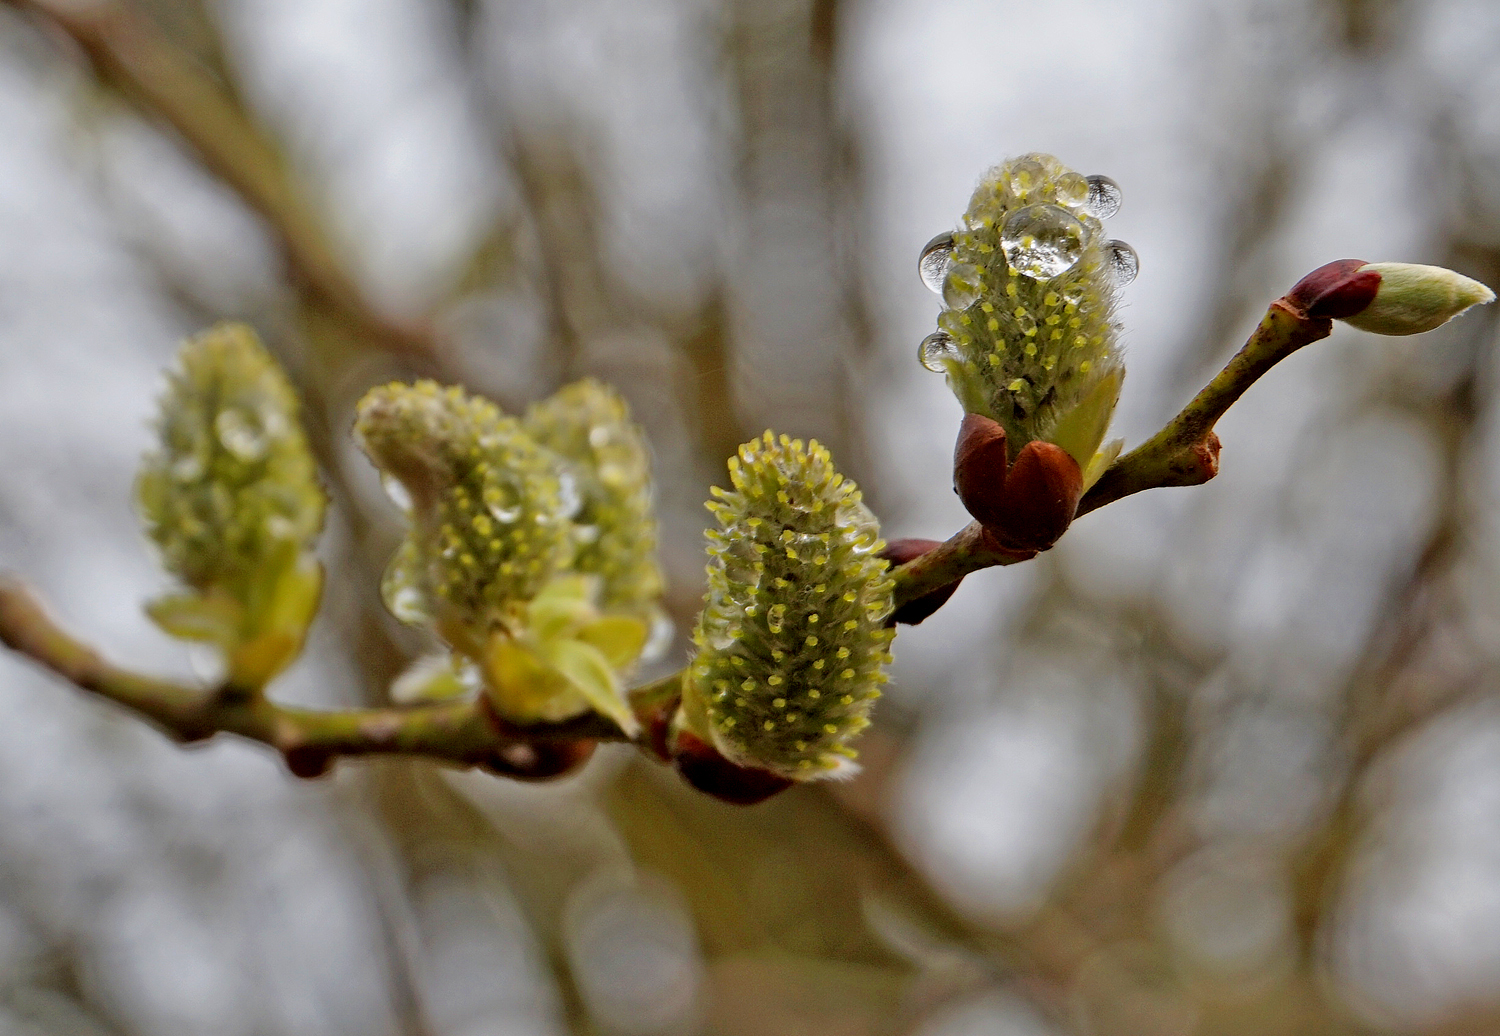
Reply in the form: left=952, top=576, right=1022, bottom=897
left=3, top=0, right=436, bottom=362
left=890, top=298, right=1333, bottom=601
left=0, top=576, right=633, bottom=775
left=0, top=296, right=1336, bottom=774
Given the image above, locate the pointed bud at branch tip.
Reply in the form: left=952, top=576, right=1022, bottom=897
left=1288, top=260, right=1495, bottom=335
left=1345, top=263, right=1495, bottom=336
left=1286, top=259, right=1380, bottom=320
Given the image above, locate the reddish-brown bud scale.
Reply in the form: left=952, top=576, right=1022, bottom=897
left=953, top=414, right=1084, bottom=552
left=880, top=538, right=963, bottom=626
left=483, top=739, right=597, bottom=782
left=671, top=730, right=794, bottom=805
left=1001, top=441, right=1084, bottom=549
left=1286, top=259, right=1381, bottom=320
left=953, top=413, right=1011, bottom=527
left=641, top=698, right=676, bottom=763
left=284, top=745, right=334, bottom=779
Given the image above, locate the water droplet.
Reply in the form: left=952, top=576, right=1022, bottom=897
left=845, top=502, right=880, bottom=545
left=381, top=541, right=431, bottom=625
left=721, top=539, right=763, bottom=588
left=556, top=469, right=582, bottom=519
left=641, top=611, right=676, bottom=663
left=942, top=262, right=982, bottom=310
left=1007, top=156, right=1048, bottom=199
left=488, top=497, right=522, bottom=523
left=588, top=425, right=611, bottom=449
left=388, top=585, right=429, bottom=624
left=260, top=409, right=289, bottom=441
left=705, top=625, right=738, bottom=651
left=381, top=474, right=412, bottom=513
left=1084, top=175, right=1122, bottom=219
left=918, top=331, right=959, bottom=373
left=1105, top=239, right=1139, bottom=285
left=918, top=232, right=954, bottom=294
left=1054, top=172, right=1089, bottom=208
left=1001, top=204, right=1086, bottom=280
left=214, top=409, right=268, bottom=461
left=170, top=453, right=204, bottom=482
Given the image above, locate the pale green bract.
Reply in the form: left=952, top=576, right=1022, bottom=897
left=680, top=432, right=895, bottom=779
left=523, top=378, right=663, bottom=620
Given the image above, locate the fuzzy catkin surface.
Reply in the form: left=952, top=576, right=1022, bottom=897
left=355, top=381, right=570, bottom=631
left=524, top=379, right=663, bottom=618
left=136, top=323, right=325, bottom=595
left=933, top=153, right=1123, bottom=450
left=687, top=433, right=895, bottom=779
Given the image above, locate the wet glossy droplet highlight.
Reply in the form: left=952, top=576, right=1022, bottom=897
left=1105, top=239, right=1139, bottom=285
left=170, top=453, right=204, bottom=482
left=1001, top=204, right=1085, bottom=280
left=942, top=262, right=982, bottom=310
left=556, top=469, right=582, bottom=519
left=387, top=585, right=429, bottom=624
left=214, top=409, right=268, bottom=461
left=1054, top=172, right=1089, bottom=208
left=918, top=232, right=954, bottom=294
left=1007, top=156, right=1049, bottom=199
left=1084, top=175, right=1123, bottom=219
left=381, top=474, right=413, bottom=513
left=918, top=331, right=960, bottom=373
left=487, top=498, right=522, bottom=524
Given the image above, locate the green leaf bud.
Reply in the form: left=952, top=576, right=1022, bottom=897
left=920, top=153, right=1127, bottom=470
left=680, top=432, right=895, bottom=780
left=483, top=574, right=643, bottom=734
left=354, top=380, right=571, bottom=650
left=135, top=323, right=326, bottom=687
left=1343, top=263, right=1495, bottom=336
left=523, top=378, right=664, bottom=618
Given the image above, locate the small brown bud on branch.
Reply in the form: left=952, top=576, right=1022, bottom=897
left=953, top=414, right=1084, bottom=552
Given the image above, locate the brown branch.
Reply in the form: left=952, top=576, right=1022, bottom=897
left=4, top=0, right=436, bottom=362
left=1079, top=299, right=1330, bottom=515
left=0, top=293, right=1341, bottom=777
left=890, top=298, right=1333, bottom=604
left=0, top=576, right=634, bottom=778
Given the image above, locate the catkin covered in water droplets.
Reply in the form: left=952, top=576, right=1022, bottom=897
left=921, top=153, right=1127, bottom=465
left=354, top=381, right=570, bottom=636
left=136, top=323, right=325, bottom=595
left=681, top=433, right=895, bottom=780
left=524, top=379, right=663, bottom=618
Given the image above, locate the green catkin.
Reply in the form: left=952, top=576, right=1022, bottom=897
left=136, top=323, right=325, bottom=597
left=523, top=379, right=663, bottom=618
left=354, top=381, right=570, bottom=637
left=683, top=432, right=895, bottom=779
left=928, top=153, right=1125, bottom=460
